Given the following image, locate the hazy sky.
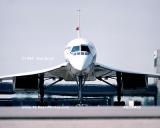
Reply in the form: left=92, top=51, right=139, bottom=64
left=0, top=0, right=160, bottom=76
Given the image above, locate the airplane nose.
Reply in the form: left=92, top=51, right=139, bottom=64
left=76, top=60, right=86, bottom=71
left=71, top=56, right=90, bottom=71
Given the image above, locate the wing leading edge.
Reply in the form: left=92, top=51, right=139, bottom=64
left=95, top=63, right=160, bottom=78
left=0, top=62, right=68, bottom=80
left=94, top=63, right=160, bottom=89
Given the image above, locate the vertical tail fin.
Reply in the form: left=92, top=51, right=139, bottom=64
left=76, top=9, right=81, bottom=38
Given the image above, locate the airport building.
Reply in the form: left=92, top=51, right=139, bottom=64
left=154, top=49, right=160, bottom=105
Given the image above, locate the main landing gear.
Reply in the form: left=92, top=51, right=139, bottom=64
left=76, top=75, right=85, bottom=105
left=38, top=74, right=63, bottom=106
left=38, top=73, right=45, bottom=105
left=97, top=73, right=125, bottom=106
left=114, top=72, right=125, bottom=106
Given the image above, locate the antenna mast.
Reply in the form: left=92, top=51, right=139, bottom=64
left=76, top=9, right=81, bottom=38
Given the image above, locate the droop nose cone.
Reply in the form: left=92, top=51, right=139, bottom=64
left=71, top=56, right=90, bottom=71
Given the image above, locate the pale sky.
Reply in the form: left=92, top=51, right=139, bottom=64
left=0, top=0, right=160, bottom=76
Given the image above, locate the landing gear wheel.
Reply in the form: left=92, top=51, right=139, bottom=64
left=114, top=101, right=125, bottom=106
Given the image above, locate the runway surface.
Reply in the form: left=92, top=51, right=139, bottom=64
left=0, top=106, right=160, bottom=128
left=0, top=106, right=160, bottom=119
left=0, top=119, right=160, bottom=128
left=0, top=107, right=160, bottom=128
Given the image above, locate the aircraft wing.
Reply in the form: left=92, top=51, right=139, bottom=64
left=94, top=63, right=160, bottom=89
left=0, top=62, right=69, bottom=80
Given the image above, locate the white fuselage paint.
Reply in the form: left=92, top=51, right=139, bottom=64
left=64, top=38, right=96, bottom=76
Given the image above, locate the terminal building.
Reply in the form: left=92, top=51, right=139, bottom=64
left=154, top=49, right=160, bottom=105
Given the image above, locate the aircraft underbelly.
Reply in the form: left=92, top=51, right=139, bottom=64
left=63, top=63, right=96, bottom=81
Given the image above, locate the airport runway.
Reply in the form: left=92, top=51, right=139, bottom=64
left=0, top=106, right=160, bottom=128
left=0, top=119, right=160, bottom=128
left=0, top=106, right=160, bottom=119
left=0, top=107, right=160, bottom=128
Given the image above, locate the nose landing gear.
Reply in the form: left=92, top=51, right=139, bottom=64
left=76, top=75, right=86, bottom=105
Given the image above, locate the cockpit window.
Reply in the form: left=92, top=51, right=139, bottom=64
left=71, top=45, right=90, bottom=55
left=71, top=46, right=80, bottom=52
left=81, top=45, right=90, bottom=53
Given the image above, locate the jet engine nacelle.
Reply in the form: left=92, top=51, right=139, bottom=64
left=14, top=74, right=38, bottom=89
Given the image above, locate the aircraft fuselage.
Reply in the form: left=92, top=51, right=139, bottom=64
left=64, top=38, right=96, bottom=76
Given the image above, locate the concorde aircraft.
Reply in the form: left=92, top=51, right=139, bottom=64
left=0, top=11, right=160, bottom=105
